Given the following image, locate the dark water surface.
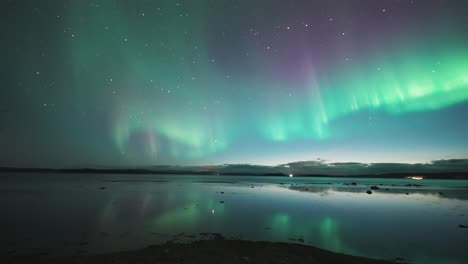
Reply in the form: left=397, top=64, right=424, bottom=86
left=1, top=173, right=467, bottom=264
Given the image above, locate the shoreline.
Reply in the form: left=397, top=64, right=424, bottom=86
left=2, top=238, right=400, bottom=264
left=1, top=167, right=468, bottom=179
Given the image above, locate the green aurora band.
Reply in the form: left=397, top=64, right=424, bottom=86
left=262, top=48, right=468, bottom=141
left=109, top=47, right=468, bottom=160
left=67, top=1, right=468, bottom=162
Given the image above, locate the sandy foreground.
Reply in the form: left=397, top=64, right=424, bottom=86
left=2, top=237, right=401, bottom=264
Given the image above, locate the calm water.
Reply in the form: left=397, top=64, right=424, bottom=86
left=1, top=173, right=467, bottom=264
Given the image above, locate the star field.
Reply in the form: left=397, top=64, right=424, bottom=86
left=2, top=0, right=468, bottom=167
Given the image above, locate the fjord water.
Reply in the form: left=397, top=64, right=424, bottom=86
left=1, top=173, right=467, bottom=264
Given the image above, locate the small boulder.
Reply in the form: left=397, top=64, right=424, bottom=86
left=366, top=190, right=372, bottom=194
left=370, top=186, right=380, bottom=190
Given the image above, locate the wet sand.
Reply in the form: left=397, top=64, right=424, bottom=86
left=2, top=238, right=397, bottom=264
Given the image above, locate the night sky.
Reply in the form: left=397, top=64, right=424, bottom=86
left=2, top=0, right=468, bottom=167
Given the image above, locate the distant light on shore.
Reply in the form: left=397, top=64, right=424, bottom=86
left=289, top=174, right=293, bottom=177
left=407, top=176, right=424, bottom=180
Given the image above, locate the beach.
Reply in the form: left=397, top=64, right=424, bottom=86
left=2, top=237, right=397, bottom=264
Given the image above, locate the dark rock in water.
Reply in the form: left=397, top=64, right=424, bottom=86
left=251, top=186, right=254, bottom=188
left=289, top=237, right=305, bottom=243
left=351, top=182, right=357, bottom=185
left=459, top=224, right=468, bottom=228
left=220, top=201, right=225, bottom=204
left=305, top=188, right=309, bottom=191
left=366, top=190, right=372, bottom=194
left=100, top=186, right=106, bottom=190
left=405, top=183, right=422, bottom=187
left=405, top=193, right=409, bottom=195
left=385, top=188, right=390, bottom=191
left=220, top=192, right=224, bottom=194
left=370, top=186, right=380, bottom=190
left=439, top=192, right=444, bottom=195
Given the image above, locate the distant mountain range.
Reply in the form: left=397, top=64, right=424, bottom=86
left=1, top=158, right=468, bottom=179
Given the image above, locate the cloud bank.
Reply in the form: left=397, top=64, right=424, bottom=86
left=146, top=158, right=468, bottom=177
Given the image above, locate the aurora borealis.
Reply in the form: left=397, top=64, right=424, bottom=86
left=2, top=0, right=468, bottom=167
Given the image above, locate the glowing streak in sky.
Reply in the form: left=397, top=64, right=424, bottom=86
left=262, top=50, right=468, bottom=141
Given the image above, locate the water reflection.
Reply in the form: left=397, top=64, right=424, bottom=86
left=0, top=173, right=467, bottom=264
left=270, top=214, right=290, bottom=236
left=288, top=184, right=468, bottom=201
left=319, top=217, right=343, bottom=253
